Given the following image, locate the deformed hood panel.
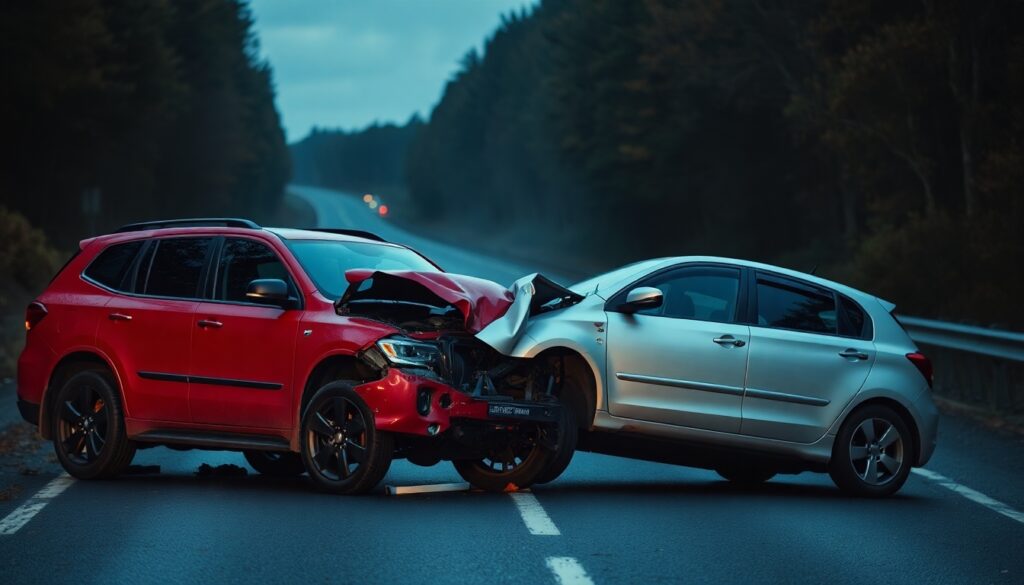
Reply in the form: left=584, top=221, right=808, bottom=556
left=336, top=270, right=583, bottom=348
left=337, top=270, right=514, bottom=334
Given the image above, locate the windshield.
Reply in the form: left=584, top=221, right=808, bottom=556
left=288, top=240, right=440, bottom=299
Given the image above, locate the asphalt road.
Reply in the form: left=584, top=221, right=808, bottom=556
left=1, top=186, right=1022, bottom=584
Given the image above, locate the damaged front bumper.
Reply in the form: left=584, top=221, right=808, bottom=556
left=352, top=368, right=560, bottom=437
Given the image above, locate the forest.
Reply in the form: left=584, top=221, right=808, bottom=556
left=403, top=0, right=1024, bottom=328
left=0, top=0, right=290, bottom=250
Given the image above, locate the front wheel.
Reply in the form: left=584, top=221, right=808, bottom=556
left=829, top=404, right=913, bottom=497
left=300, top=383, right=393, bottom=494
left=51, top=368, right=136, bottom=479
left=454, top=404, right=574, bottom=492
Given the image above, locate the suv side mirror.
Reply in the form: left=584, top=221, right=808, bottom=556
left=246, top=278, right=291, bottom=308
left=620, top=287, right=663, bottom=313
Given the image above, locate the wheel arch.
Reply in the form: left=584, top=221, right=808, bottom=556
left=41, top=350, right=121, bottom=440
left=841, top=396, right=922, bottom=467
left=297, top=353, right=380, bottom=424
left=533, top=347, right=598, bottom=431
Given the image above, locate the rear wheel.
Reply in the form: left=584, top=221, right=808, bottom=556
left=300, top=383, right=393, bottom=494
left=51, top=368, right=135, bottom=479
left=243, top=450, right=306, bottom=477
left=829, top=404, right=912, bottom=497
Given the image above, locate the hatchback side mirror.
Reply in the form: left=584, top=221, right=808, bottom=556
left=620, top=286, right=663, bottom=313
left=246, top=278, right=292, bottom=308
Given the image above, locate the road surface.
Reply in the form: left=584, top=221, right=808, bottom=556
left=1, top=185, right=1022, bottom=584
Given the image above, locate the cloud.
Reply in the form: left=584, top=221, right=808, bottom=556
left=248, top=0, right=535, bottom=141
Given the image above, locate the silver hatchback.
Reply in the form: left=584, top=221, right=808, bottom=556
left=487, top=256, right=939, bottom=497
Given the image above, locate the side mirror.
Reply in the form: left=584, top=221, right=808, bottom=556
left=620, top=287, right=663, bottom=313
left=246, top=278, right=291, bottom=308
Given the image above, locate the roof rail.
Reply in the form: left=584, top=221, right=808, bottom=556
left=306, top=228, right=387, bottom=242
left=115, top=218, right=262, bottom=233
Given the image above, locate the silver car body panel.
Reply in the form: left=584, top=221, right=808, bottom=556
left=476, top=256, right=939, bottom=468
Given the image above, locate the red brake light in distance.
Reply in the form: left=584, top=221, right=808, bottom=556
left=25, top=301, right=47, bottom=331
left=906, top=352, right=933, bottom=388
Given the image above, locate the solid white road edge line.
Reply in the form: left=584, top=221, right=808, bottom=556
left=546, top=557, right=595, bottom=585
left=510, top=492, right=561, bottom=536
left=912, top=468, right=1024, bottom=525
left=0, top=473, right=75, bottom=536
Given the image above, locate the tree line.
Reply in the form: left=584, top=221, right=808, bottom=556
left=399, top=0, right=1023, bottom=328
left=0, top=0, right=290, bottom=249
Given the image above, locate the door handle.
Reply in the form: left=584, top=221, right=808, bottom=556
left=713, top=335, right=746, bottom=348
left=839, top=348, right=869, bottom=360
left=197, top=319, right=223, bottom=329
left=108, top=312, right=132, bottom=321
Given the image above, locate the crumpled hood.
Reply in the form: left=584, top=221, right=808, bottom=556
left=336, top=270, right=584, bottom=348
left=337, top=270, right=514, bottom=333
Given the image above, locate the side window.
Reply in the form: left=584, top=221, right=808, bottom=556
left=143, top=238, right=213, bottom=299
left=838, top=295, right=872, bottom=339
left=83, top=240, right=144, bottom=291
left=756, top=276, right=836, bottom=334
left=636, top=266, right=741, bottom=322
left=215, top=238, right=294, bottom=303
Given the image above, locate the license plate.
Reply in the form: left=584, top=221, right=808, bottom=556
left=487, top=403, right=554, bottom=421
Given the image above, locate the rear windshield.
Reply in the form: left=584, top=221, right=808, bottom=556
left=287, top=240, right=439, bottom=299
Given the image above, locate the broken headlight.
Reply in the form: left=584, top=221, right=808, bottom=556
left=376, top=336, right=442, bottom=370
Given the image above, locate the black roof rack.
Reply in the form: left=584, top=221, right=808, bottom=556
left=115, top=218, right=261, bottom=233
left=305, top=228, right=387, bottom=242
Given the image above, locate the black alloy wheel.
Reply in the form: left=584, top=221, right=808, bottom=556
left=52, top=368, right=135, bottom=479
left=300, top=383, right=393, bottom=494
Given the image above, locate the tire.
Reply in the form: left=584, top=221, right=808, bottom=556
left=51, top=368, right=136, bottom=480
left=829, top=404, right=913, bottom=497
left=243, top=450, right=306, bottom=477
left=715, top=465, right=776, bottom=484
left=300, top=382, right=393, bottom=495
left=533, top=398, right=579, bottom=485
left=453, top=403, right=573, bottom=492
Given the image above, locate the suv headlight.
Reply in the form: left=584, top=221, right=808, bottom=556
left=376, top=337, right=442, bottom=369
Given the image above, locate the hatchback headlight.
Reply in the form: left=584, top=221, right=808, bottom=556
left=376, top=337, right=442, bottom=369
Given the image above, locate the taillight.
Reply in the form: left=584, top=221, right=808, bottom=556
left=25, top=301, right=47, bottom=331
left=906, top=352, right=933, bottom=388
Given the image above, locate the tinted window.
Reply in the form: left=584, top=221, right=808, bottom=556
left=288, top=240, right=439, bottom=299
left=84, top=241, right=143, bottom=291
left=143, top=238, right=212, bottom=298
left=838, top=295, right=871, bottom=338
left=756, top=277, right=836, bottom=334
left=636, top=266, right=741, bottom=322
left=215, top=238, right=294, bottom=302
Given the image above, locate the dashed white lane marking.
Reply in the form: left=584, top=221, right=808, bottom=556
left=510, top=492, right=561, bottom=536
left=546, top=557, right=596, bottom=585
left=0, top=473, right=75, bottom=535
left=912, top=468, right=1024, bottom=525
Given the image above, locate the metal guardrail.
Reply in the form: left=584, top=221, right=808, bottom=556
left=899, top=316, right=1024, bottom=362
left=899, top=316, right=1024, bottom=415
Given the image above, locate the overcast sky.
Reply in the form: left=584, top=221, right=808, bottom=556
left=248, top=0, right=534, bottom=142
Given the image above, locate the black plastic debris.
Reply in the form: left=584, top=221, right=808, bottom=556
left=195, top=463, right=248, bottom=477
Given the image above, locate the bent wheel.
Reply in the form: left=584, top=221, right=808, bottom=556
left=300, top=383, right=393, bottom=494
left=243, top=450, right=306, bottom=477
left=52, top=369, right=135, bottom=480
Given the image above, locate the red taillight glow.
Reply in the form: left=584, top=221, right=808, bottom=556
left=906, top=352, right=933, bottom=388
left=25, top=301, right=47, bottom=331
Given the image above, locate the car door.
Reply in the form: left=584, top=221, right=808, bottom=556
left=740, top=272, right=875, bottom=443
left=189, top=237, right=301, bottom=430
left=604, top=264, right=749, bottom=433
left=96, top=237, right=213, bottom=423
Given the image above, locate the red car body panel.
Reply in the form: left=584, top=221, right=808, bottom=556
left=17, top=225, right=529, bottom=453
left=343, top=269, right=514, bottom=333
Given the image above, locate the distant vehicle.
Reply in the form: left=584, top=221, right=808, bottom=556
left=16, top=219, right=575, bottom=494
left=345, top=256, right=939, bottom=497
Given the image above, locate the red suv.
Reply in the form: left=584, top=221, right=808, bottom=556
left=17, top=219, right=574, bottom=494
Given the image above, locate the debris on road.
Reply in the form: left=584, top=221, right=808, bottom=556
left=385, top=482, right=470, bottom=496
